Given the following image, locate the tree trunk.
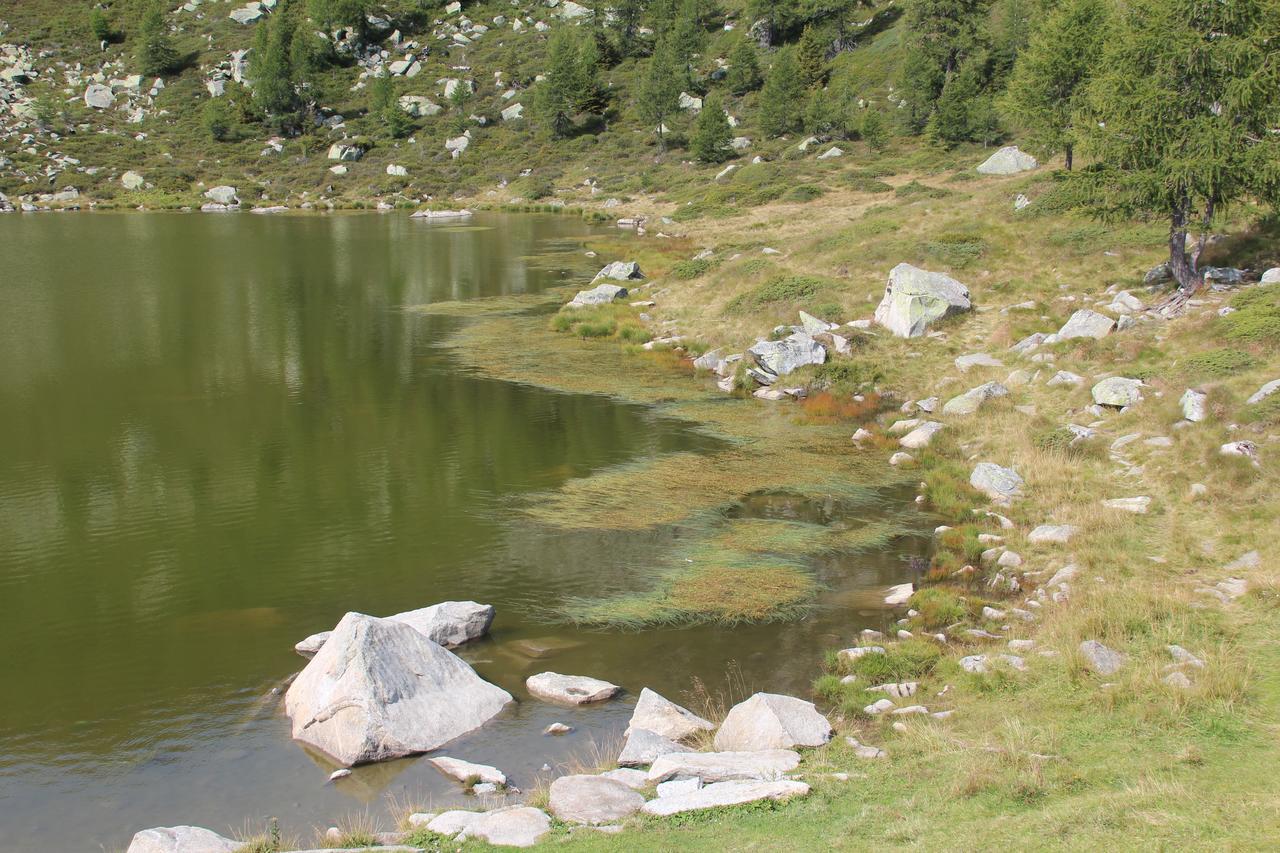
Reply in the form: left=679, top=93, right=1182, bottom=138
left=1154, top=197, right=1203, bottom=316
left=1064, top=144, right=1073, bottom=172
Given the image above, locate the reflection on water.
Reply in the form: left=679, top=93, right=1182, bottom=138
left=0, top=212, right=922, bottom=852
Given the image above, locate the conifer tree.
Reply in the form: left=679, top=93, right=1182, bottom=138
left=637, top=36, right=682, bottom=152
left=136, top=3, right=179, bottom=77
left=796, top=24, right=828, bottom=87
left=536, top=29, right=582, bottom=138
left=250, top=11, right=298, bottom=120
left=1075, top=0, right=1280, bottom=302
left=1002, top=0, right=1107, bottom=170
left=860, top=106, right=888, bottom=151
left=691, top=93, right=733, bottom=163
left=759, top=46, right=805, bottom=137
left=725, top=38, right=762, bottom=95
left=899, top=0, right=987, bottom=133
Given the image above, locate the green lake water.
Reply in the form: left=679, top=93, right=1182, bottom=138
left=0, top=212, right=922, bottom=851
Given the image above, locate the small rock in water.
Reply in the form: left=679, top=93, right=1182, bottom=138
left=526, top=672, right=621, bottom=705
left=544, top=722, right=573, bottom=735
left=328, top=768, right=351, bottom=782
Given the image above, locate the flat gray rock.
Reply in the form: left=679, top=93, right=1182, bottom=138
left=593, top=261, right=644, bottom=281
left=626, top=687, right=715, bottom=741
left=942, top=381, right=1010, bottom=416
left=126, top=827, right=239, bottom=853
left=548, top=774, right=645, bottom=824
left=640, top=779, right=810, bottom=816
left=429, top=756, right=507, bottom=786
left=748, top=333, right=826, bottom=380
left=526, top=672, right=621, bottom=705
left=647, top=749, right=800, bottom=784
left=567, top=283, right=628, bottom=308
left=874, top=264, right=971, bottom=338
left=457, top=807, right=551, bottom=847
left=955, top=353, right=1003, bottom=371
left=899, top=421, right=944, bottom=449
left=1079, top=640, right=1126, bottom=675
left=1028, top=524, right=1075, bottom=545
left=617, top=727, right=686, bottom=767
left=599, top=767, right=648, bottom=789
left=1246, top=379, right=1280, bottom=405
left=284, top=613, right=512, bottom=765
left=1056, top=308, right=1115, bottom=340
left=713, top=693, right=832, bottom=752
left=970, top=462, right=1024, bottom=501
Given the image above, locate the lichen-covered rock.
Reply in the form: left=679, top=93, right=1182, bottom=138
left=1092, top=377, right=1144, bottom=408
left=593, top=261, right=644, bottom=282
left=747, top=333, right=826, bottom=380
left=284, top=613, right=512, bottom=765
left=566, top=283, right=628, bottom=308
left=970, top=462, right=1024, bottom=501
left=874, top=264, right=971, bottom=338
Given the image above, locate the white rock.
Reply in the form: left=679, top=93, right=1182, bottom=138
left=1102, top=496, right=1151, bottom=514
left=1180, top=389, right=1208, bottom=422
left=1220, top=440, right=1259, bottom=463
left=1056, top=308, right=1115, bottom=340
left=656, top=778, right=701, bottom=798
left=955, top=353, right=1003, bottom=371
left=204, top=186, right=239, bottom=206
left=84, top=83, right=114, bottom=109
left=641, top=779, right=809, bottom=816
left=1079, top=640, right=1126, bottom=675
left=457, top=807, right=551, bottom=848
left=616, top=727, right=685, bottom=767
left=526, top=672, right=620, bottom=705
left=567, top=283, right=628, bottom=308
left=1261, top=268, right=1280, bottom=283
left=126, top=826, right=239, bottom=853
left=646, top=749, right=801, bottom=784
left=874, top=264, right=972, bottom=338
left=976, top=146, right=1038, bottom=175
left=600, top=768, right=648, bottom=789
left=713, top=693, right=832, bottom=752
left=548, top=775, right=644, bottom=824
left=1028, top=524, right=1075, bottom=545
left=295, top=601, right=494, bottom=656
left=386, top=164, right=408, bottom=176
left=970, top=462, right=1023, bottom=501
left=284, top=613, right=512, bottom=765
left=1246, top=379, right=1280, bottom=406
left=626, top=688, right=715, bottom=741
left=593, top=261, right=644, bottom=282
left=817, top=146, right=844, bottom=159
left=884, top=582, right=914, bottom=606
left=121, top=171, right=145, bottom=190
left=942, top=381, right=1009, bottom=416
left=429, top=756, right=507, bottom=786
left=1092, top=377, right=1144, bottom=408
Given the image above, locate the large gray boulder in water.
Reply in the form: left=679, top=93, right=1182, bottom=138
left=713, top=693, right=832, bottom=752
left=126, top=826, right=239, bottom=853
left=747, top=333, right=826, bottom=381
left=976, top=146, right=1038, bottom=175
left=626, top=687, right=715, bottom=741
left=284, top=613, right=513, bottom=765
left=874, top=264, right=972, bottom=338
left=295, top=600, right=495, bottom=657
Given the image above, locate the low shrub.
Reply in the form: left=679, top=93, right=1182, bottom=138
left=724, top=275, right=831, bottom=313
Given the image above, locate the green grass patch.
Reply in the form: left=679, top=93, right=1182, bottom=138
left=1183, top=348, right=1258, bottom=378
left=725, top=275, right=832, bottom=314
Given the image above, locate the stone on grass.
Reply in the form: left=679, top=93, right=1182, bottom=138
left=748, top=333, right=826, bottom=380
left=204, top=186, right=239, bottom=206
left=1246, top=379, right=1280, bottom=405
left=846, top=737, right=887, bottom=759
left=526, top=672, right=620, bottom=705
left=641, top=780, right=809, bottom=816
left=567, top=283, right=628, bottom=308
left=1220, top=441, right=1259, bottom=463
left=1079, top=640, right=1126, bottom=675
left=617, top=728, right=685, bottom=767
left=1047, top=370, right=1084, bottom=387
left=1028, top=524, right=1075, bottom=545
left=646, top=749, right=801, bottom=784
left=1180, top=389, right=1208, bottom=422
left=1261, top=268, right=1280, bottom=284
left=601, top=768, right=648, bottom=789
left=627, top=687, right=715, bottom=741
left=955, top=353, right=1003, bottom=371
left=1167, top=645, right=1206, bottom=668
left=548, top=775, right=644, bottom=825
left=457, top=807, right=551, bottom=848
left=1102, top=496, right=1151, bottom=514
left=970, top=462, right=1023, bottom=501
left=126, top=826, right=239, bottom=853
left=1092, top=377, right=1144, bottom=408
left=84, top=83, right=114, bottom=109
left=713, top=692, right=832, bottom=752
left=121, top=171, right=145, bottom=190
left=1056, top=309, right=1115, bottom=340
left=1163, top=671, right=1193, bottom=689
left=889, top=451, right=914, bottom=466
left=874, top=263, right=971, bottom=338
left=976, top=146, right=1037, bottom=175
left=429, top=756, right=507, bottom=786
left=285, top=614, right=512, bottom=765
left=593, top=261, right=644, bottom=282
left=942, top=381, right=1009, bottom=416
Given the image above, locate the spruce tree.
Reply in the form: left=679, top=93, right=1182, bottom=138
left=796, top=25, right=828, bottom=87
left=536, top=29, right=581, bottom=138
left=725, top=38, right=762, bottom=95
left=1075, top=0, right=1280, bottom=302
left=759, top=46, right=805, bottom=138
left=899, top=0, right=987, bottom=133
left=691, top=93, right=733, bottom=163
left=610, top=0, right=645, bottom=56
left=1002, top=0, right=1107, bottom=170
left=251, top=11, right=297, bottom=120
left=574, top=30, right=606, bottom=113
left=136, top=3, right=179, bottom=77
left=860, top=106, right=888, bottom=152
left=90, top=9, right=113, bottom=45
left=637, top=36, right=682, bottom=152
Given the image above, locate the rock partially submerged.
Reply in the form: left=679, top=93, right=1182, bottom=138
left=641, top=779, right=810, bottom=816
left=548, top=774, right=645, bottom=824
left=295, top=601, right=494, bottom=657
left=626, top=688, right=715, bottom=741
left=410, top=208, right=473, bottom=220
left=126, top=826, right=239, bottom=853
left=713, top=693, right=832, bottom=752
left=526, top=672, right=621, bottom=705
left=284, top=613, right=512, bottom=765
left=429, top=756, right=507, bottom=786
left=874, top=264, right=972, bottom=338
